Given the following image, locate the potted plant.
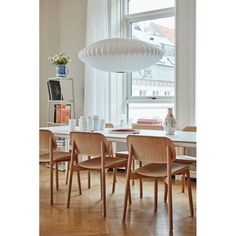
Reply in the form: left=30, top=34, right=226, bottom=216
left=48, top=53, right=71, bottom=77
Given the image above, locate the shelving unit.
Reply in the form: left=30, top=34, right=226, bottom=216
left=47, top=77, right=75, bottom=127
left=47, top=77, right=75, bottom=172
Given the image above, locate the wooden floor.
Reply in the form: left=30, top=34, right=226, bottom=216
left=40, top=165, right=196, bottom=236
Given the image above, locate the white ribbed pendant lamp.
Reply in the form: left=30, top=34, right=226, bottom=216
left=78, top=38, right=163, bottom=73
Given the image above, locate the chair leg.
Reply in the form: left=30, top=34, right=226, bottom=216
left=186, top=170, right=194, bottom=216
left=128, top=180, right=132, bottom=205
left=167, top=178, right=173, bottom=232
left=88, top=156, right=91, bottom=189
left=77, top=171, right=82, bottom=195
left=56, top=162, right=59, bottom=190
left=132, top=160, right=135, bottom=186
left=125, top=166, right=132, bottom=205
left=65, top=161, right=70, bottom=185
left=154, top=178, right=158, bottom=210
left=100, top=170, right=103, bottom=199
left=139, top=179, right=143, bottom=199
left=50, top=162, right=54, bottom=204
left=88, top=170, right=91, bottom=189
left=101, top=167, right=106, bottom=217
left=122, top=171, right=131, bottom=221
left=67, top=164, right=74, bottom=208
left=75, top=159, right=82, bottom=195
left=112, top=168, right=117, bottom=194
left=139, top=161, right=143, bottom=199
left=181, top=174, right=185, bottom=193
left=164, top=181, right=168, bottom=203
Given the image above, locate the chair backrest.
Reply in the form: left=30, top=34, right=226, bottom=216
left=127, top=135, right=176, bottom=164
left=182, top=126, right=196, bottom=132
left=40, top=129, right=57, bottom=152
left=105, top=123, right=114, bottom=128
left=132, top=123, right=164, bottom=130
left=181, top=126, right=197, bottom=155
left=70, top=132, right=109, bottom=156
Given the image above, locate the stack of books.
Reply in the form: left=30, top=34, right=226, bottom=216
left=56, top=137, right=66, bottom=148
left=137, top=118, right=162, bottom=125
left=54, top=104, right=71, bottom=123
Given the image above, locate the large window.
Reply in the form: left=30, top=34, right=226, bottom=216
left=129, top=0, right=175, bottom=14
left=125, top=2, right=175, bottom=124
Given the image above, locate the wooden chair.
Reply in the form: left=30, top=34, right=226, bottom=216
left=78, top=123, right=115, bottom=191
left=67, top=132, right=128, bottom=217
left=175, top=126, right=197, bottom=192
left=40, top=129, right=73, bottom=204
left=122, top=135, right=194, bottom=232
left=115, top=123, right=164, bottom=198
left=69, top=122, right=115, bottom=190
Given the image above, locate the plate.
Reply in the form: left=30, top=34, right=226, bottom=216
left=109, top=129, right=140, bottom=134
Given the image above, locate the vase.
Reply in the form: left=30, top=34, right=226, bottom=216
left=56, top=64, right=68, bottom=77
left=163, top=108, right=177, bottom=135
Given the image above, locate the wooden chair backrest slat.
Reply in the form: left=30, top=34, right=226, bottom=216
left=182, top=126, right=196, bottom=132
left=127, top=135, right=176, bottom=164
left=132, top=123, right=164, bottom=130
left=105, top=123, right=114, bottom=128
left=40, top=130, right=57, bottom=152
left=70, top=132, right=109, bottom=156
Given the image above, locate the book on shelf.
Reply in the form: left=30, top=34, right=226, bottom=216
left=47, top=80, right=64, bottom=100
left=56, top=137, right=66, bottom=145
left=54, top=104, right=71, bottom=123
left=137, top=118, right=162, bottom=125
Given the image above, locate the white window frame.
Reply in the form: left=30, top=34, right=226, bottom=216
left=123, top=6, right=176, bottom=119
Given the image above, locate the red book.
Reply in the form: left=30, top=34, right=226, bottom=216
left=54, top=104, right=71, bottom=123
left=137, top=121, right=162, bottom=124
left=137, top=118, right=162, bottom=125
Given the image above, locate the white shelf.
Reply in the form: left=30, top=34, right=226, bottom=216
left=47, top=77, right=75, bottom=126
left=48, top=100, right=74, bottom=104
left=48, top=77, right=73, bottom=81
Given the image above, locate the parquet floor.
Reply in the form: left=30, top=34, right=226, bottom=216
left=40, top=165, right=196, bottom=236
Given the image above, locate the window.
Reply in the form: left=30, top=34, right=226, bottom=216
left=125, top=1, right=175, bottom=123
left=129, top=0, right=175, bottom=14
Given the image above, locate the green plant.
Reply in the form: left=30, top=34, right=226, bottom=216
left=48, top=53, right=71, bottom=65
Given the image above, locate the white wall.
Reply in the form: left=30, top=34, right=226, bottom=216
left=40, top=0, right=87, bottom=126
left=40, top=0, right=195, bottom=128
left=40, top=0, right=60, bottom=126
left=176, top=0, right=196, bottom=128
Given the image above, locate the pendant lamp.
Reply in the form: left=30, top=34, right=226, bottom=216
left=78, top=38, right=163, bottom=73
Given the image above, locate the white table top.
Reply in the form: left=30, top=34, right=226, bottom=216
left=40, top=126, right=196, bottom=148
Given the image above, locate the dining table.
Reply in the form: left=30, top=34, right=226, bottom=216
left=40, top=125, right=196, bottom=149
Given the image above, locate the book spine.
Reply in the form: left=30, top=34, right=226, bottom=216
left=137, top=121, right=162, bottom=124
left=53, top=104, right=71, bottom=124
left=47, top=81, right=52, bottom=100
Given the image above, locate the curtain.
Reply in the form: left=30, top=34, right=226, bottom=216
left=83, top=0, right=109, bottom=120
left=83, top=0, right=124, bottom=125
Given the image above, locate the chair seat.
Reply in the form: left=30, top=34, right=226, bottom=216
left=175, top=155, right=196, bottom=164
left=134, top=163, right=189, bottom=178
left=78, top=156, right=127, bottom=170
left=115, top=151, right=128, bottom=158
left=40, top=151, right=71, bottom=163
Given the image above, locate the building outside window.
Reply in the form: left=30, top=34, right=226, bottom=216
left=124, top=0, right=175, bottom=123
left=139, top=90, right=146, bottom=96
left=153, top=91, right=159, bottom=96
